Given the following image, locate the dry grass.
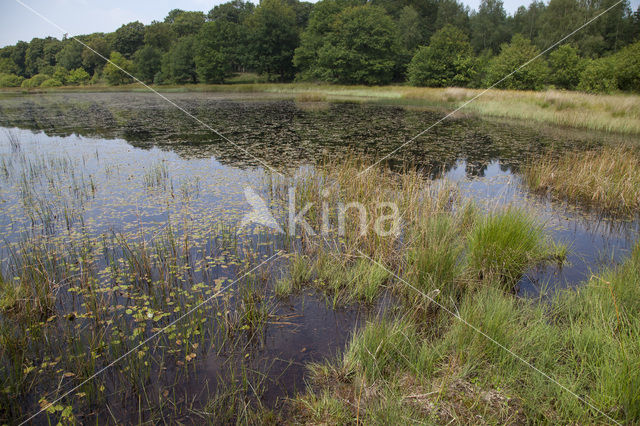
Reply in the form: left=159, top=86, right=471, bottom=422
left=523, top=146, right=640, bottom=215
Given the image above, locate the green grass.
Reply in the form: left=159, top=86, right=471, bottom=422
left=467, top=208, right=548, bottom=287
left=293, top=241, right=640, bottom=424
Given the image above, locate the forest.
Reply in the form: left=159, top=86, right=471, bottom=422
left=0, top=0, right=639, bottom=93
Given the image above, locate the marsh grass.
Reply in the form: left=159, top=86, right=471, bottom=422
left=523, top=146, right=640, bottom=216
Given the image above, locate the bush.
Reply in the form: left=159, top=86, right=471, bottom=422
left=615, top=41, right=640, bottom=93
left=548, top=44, right=585, bottom=90
left=39, top=78, right=63, bottom=88
left=103, top=52, right=135, bottom=85
left=577, top=57, right=617, bottom=93
left=0, top=73, right=24, bottom=87
left=484, top=34, right=548, bottom=90
left=20, top=74, right=50, bottom=88
left=408, top=24, right=476, bottom=87
left=67, top=68, right=90, bottom=85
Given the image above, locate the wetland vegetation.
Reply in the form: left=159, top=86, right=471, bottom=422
left=0, top=92, right=638, bottom=424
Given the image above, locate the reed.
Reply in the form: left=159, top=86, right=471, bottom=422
left=523, top=146, right=640, bottom=215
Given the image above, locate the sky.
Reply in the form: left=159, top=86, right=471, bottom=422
left=0, top=0, right=639, bottom=48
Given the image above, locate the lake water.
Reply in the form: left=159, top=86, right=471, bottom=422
left=0, top=92, right=637, bottom=422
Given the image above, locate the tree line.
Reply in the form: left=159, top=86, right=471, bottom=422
left=0, top=0, right=638, bottom=93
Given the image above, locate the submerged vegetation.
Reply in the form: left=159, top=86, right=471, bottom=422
left=524, top=146, right=640, bottom=215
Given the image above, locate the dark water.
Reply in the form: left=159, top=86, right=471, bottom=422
left=0, top=92, right=637, bottom=422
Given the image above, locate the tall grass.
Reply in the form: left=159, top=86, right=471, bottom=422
left=523, top=146, right=640, bottom=216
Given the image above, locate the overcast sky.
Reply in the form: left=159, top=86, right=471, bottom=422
left=1, top=0, right=638, bottom=48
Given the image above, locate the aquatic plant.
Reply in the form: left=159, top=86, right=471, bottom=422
left=523, top=146, right=640, bottom=215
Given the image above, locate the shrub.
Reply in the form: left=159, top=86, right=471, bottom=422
left=615, top=41, right=640, bottom=92
left=20, top=74, right=50, bottom=88
left=484, top=34, right=548, bottom=90
left=548, top=44, right=585, bottom=90
left=0, top=73, right=24, bottom=87
left=67, top=68, right=90, bottom=85
left=39, top=78, right=63, bottom=88
left=408, top=24, right=476, bottom=87
left=577, top=57, right=617, bottom=93
left=103, top=52, right=134, bottom=85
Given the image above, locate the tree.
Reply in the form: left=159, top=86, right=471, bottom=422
left=160, top=36, right=197, bottom=84
left=103, top=52, right=134, bottom=85
left=194, top=21, right=239, bottom=83
left=398, top=6, right=423, bottom=53
left=485, top=34, right=548, bottom=90
left=0, top=57, right=18, bottom=75
left=133, top=46, right=162, bottom=83
left=113, top=21, right=145, bottom=58
left=81, top=35, right=110, bottom=74
left=548, top=44, right=585, bottom=89
left=408, top=24, right=476, bottom=87
left=10, top=41, right=28, bottom=77
left=247, top=0, right=299, bottom=80
left=172, top=11, right=206, bottom=37
left=25, top=37, right=61, bottom=76
left=144, top=22, right=174, bottom=51
left=511, top=1, right=545, bottom=42
left=294, top=0, right=353, bottom=81
left=56, top=41, right=84, bottom=70
left=470, top=0, right=509, bottom=54
left=208, top=0, right=255, bottom=23
left=314, top=6, right=402, bottom=85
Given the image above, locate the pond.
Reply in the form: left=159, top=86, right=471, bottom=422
left=0, top=92, right=637, bottom=423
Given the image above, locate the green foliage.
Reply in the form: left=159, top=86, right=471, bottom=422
left=615, top=40, right=640, bottom=92
left=144, top=22, right=174, bottom=51
left=81, top=35, right=110, bottom=75
left=20, top=73, right=50, bottom=88
left=397, top=5, right=422, bottom=52
left=247, top=0, right=299, bottom=81
left=294, top=0, right=354, bottom=81
left=171, top=11, right=206, bottom=37
left=485, top=34, right=548, bottom=90
left=194, top=21, right=237, bottom=84
left=55, top=41, right=83, bottom=70
left=133, top=46, right=162, bottom=83
left=577, top=57, right=617, bottom=93
left=113, top=21, right=145, bottom=58
left=0, top=73, right=24, bottom=87
left=67, top=68, right=90, bottom=85
left=0, top=57, right=18, bottom=75
left=208, top=0, right=255, bottom=24
left=52, top=66, right=69, bottom=85
left=313, top=5, right=402, bottom=85
left=102, top=52, right=134, bottom=85
left=470, top=0, right=510, bottom=54
left=548, top=44, right=585, bottom=90
left=160, top=37, right=196, bottom=84
left=408, top=24, right=476, bottom=87
left=39, top=78, right=63, bottom=88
